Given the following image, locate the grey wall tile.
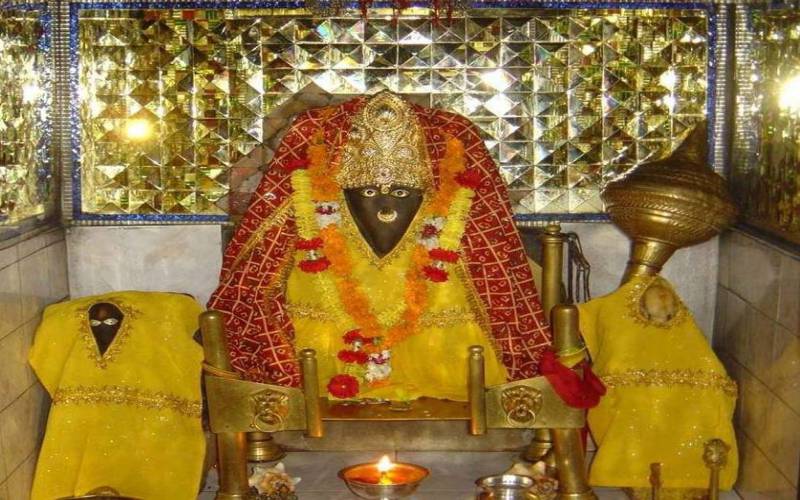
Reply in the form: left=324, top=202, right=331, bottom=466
left=0, top=246, right=16, bottom=272
left=768, top=326, right=800, bottom=415
left=777, top=253, right=800, bottom=335
left=0, top=326, right=34, bottom=412
left=46, top=240, right=69, bottom=303
left=18, top=249, right=51, bottom=324
left=0, top=264, right=22, bottom=342
left=737, top=435, right=797, bottom=500
left=0, top=385, right=46, bottom=479
left=5, top=450, right=35, bottom=500
left=729, top=232, right=782, bottom=320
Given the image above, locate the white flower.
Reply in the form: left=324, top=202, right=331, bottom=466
left=248, top=462, right=301, bottom=494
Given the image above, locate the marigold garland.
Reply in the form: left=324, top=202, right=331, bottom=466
left=291, top=127, right=478, bottom=394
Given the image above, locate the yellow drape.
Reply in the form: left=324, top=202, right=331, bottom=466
left=579, top=276, right=738, bottom=491
left=29, top=291, right=205, bottom=500
left=286, top=225, right=507, bottom=402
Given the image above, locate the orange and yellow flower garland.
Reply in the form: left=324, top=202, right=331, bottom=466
left=289, top=130, right=478, bottom=396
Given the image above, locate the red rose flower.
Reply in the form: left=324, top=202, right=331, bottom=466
left=455, top=169, right=481, bottom=189
left=327, top=374, right=360, bottom=399
left=423, top=265, right=449, bottom=282
left=283, top=157, right=310, bottom=171
left=343, top=330, right=365, bottom=344
left=429, top=248, right=459, bottom=263
left=299, top=257, right=330, bottom=273
left=315, top=205, right=338, bottom=215
left=338, top=350, right=369, bottom=365
left=297, top=237, right=324, bottom=251
left=421, top=224, right=440, bottom=238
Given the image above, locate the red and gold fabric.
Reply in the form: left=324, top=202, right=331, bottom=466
left=208, top=95, right=551, bottom=392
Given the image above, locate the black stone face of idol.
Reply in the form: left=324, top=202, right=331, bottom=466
left=88, top=302, right=124, bottom=355
left=344, top=184, right=424, bottom=258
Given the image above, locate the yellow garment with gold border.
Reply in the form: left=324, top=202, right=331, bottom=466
left=287, top=215, right=508, bottom=401
left=578, top=275, right=738, bottom=491
left=29, top=291, right=205, bottom=500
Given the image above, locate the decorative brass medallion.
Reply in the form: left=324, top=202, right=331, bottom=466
left=501, top=386, right=543, bottom=425
left=250, top=389, right=290, bottom=432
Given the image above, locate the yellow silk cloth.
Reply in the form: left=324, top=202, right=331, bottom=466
left=287, top=216, right=507, bottom=401
left=29, top=291, right=205, bottom=500
left=578, top=275, right=738, bottom=491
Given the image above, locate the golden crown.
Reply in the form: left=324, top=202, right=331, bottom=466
left=337, top=91, right=433, bottom=192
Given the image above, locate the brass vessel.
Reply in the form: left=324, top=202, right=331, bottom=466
left=601, top=123, right=738, bottom=283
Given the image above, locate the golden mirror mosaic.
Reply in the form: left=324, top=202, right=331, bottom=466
left=732, top=7, right=800, bottom=246
left=73, top=6, right=708, bottom=222
left=0, top=6, right=52, bottom=228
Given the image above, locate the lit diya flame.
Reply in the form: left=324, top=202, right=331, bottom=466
left=377, top=455, right=393, bottom=485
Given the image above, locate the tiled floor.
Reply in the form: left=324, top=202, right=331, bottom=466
left=198, top=451, right=743, bottom=499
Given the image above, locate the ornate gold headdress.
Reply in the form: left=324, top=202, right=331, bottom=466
left=337, top=91, right=433, bottom=192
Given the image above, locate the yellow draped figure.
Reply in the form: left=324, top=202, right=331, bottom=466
left=579, top=275, right=738, bottom=498
left=29, top=291, right=206, bottom=500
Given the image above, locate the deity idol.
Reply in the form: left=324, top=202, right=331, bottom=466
left=209, top=91, right=551, bottom=401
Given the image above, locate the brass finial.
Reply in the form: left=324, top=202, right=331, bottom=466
left=704, top=439, right=730, bottom=500
left=601, top=123, right=738, bottom=283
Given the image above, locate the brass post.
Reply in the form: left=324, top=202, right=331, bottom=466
left=246, top=432, right=285, bottom=462
left=549, top=305, right=595, bottom=499
left=703, top=439, right=730, bottom=500
left=199, top=311, right=251, bottom=500
left=300, top=349, right=323, bottom=438
left=468, top=345, right=487, bottom=435
left=539, top=222, right=565, bottom=317
left=525, top=224, right=566, bottom=465
left=552, top=428, right=596, bottom=500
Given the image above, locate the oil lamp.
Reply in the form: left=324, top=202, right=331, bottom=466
left=338, top=454, right=429, bottom=500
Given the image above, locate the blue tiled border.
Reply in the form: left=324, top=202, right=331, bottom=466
left=69, top=0, right=716, bottom=223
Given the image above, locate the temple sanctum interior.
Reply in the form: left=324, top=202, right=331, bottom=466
left=0, top=0, right=798, bottom=499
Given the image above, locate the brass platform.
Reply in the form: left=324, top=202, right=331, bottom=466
left=321, top=397, right=470, bottom=421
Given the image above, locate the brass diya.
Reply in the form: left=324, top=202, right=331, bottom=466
left=601, top=123, right=738, bottom=283
left=338, top=457, right=429, bottom=500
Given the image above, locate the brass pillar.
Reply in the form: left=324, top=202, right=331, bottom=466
left=200, top=310, right=251, bottom=500
left=246, top=432, right=285, bottom=462
left=300, top=349, right=323, bottom=438
left=551, top=428, right=596, bottom=500
left=468, top=345, right=487, bottom=435
left=550, top=305, right=595, bottom=500
left=525, top=223, right=566, bottom=465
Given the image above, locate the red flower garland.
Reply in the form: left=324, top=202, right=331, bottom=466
left=338, top=350, right=369, bottom=365
left=429, top=248, right=459, bottom=263
left=297, top=237, right=324, bottom=251
left=343, top=330, right=365, bottom=344
left=422, top=265, right=448, bottom=283
left=299, top=257, right=330, bottom=273
left=327, top=374, right=360, bottom=399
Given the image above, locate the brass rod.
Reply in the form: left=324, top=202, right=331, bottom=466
left=300, top=349, right=323, bottom=438
left=200, top=310, right=233, bottom=371
left=540, top=223, right=565, bottom=318
left=199, top=310, right=250, bottom=500
left=468, top=345, right=487, bottom=435
left=551, top=428, right=596, bottom=500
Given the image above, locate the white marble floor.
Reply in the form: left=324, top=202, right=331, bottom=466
left=197, top=451, right=743, bottom=499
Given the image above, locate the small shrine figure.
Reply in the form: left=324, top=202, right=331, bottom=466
left=209, top=91, right=551, bottom=401
left=29, top=291, right=205, bottom=500
left=581, top=124, right=739, bottom=498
